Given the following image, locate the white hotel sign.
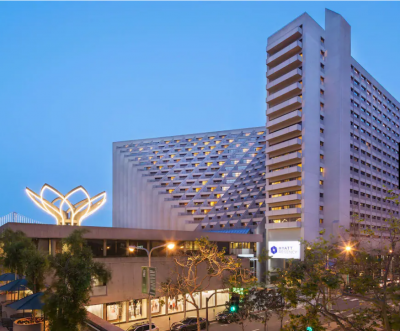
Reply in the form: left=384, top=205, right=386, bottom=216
left=268, top=241, right=301, bottom=259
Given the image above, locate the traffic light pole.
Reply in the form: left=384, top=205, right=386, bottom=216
left=206, top=290, right=233, bottom=331
left=205, top=292, right=216, bottom=331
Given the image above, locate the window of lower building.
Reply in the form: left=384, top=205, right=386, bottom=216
left=106, top=240, right=128, bottom=257
left=87, top=239, right=104, bottom=257
left=129, top=299, right=147, bottom=321
left=106, top=302, right=126, bottom=323
left=150, top=241, right=167, bottom=257
left=186, top=293, right=201, bottom=311
left=150, top=297, right=166, bottom=316
left=201, top=290, right=215, bottom=308
left=128, top=240, right=148, bottom=257
left=168, top=295, right=184, bottom=313
left=217, top=242, right=229, bottom=254
left=216, top=289, right=230, bottom=306
left=86, top=304, right=103, bottom=319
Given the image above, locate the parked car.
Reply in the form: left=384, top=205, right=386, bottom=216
left=216, top=309, right=232, bottom=324
left=171, top=317, right=207, bottom=330
left=343, top=286, right=354, bottom=294
left=126, top=321, right=159, bottom=331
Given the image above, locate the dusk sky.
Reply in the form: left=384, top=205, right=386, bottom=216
left=1, top=2, right=399, bottom=227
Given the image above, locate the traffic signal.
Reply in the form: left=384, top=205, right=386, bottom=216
left=306, top=327, right=313, bottom=331
left=229, top=294, right=240, bottom=313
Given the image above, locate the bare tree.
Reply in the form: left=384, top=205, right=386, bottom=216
left=161, top=237, right=256, bottom=331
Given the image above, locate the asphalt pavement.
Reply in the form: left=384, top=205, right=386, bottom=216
left=207, top=296, right=369, bottom=331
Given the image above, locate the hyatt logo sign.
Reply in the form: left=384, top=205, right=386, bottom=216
left=268, top=241, right=301, bottom=259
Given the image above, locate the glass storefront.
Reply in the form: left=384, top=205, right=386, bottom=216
left=91, top=289, right=229, bottom=325
left=168, top=295, right=184, bottom=313
left=150, top=297, right=166, bottom=316
left=106, top=302, right=126, bottom=323
left=129, top=299, right=147, bottom=321
left=86, top=304, right=103, bottom=319
left=185, top=292, right=200, bottom=311
left=216, top=289, right=229, bottom=306
left=201, top=290, right=215, bottom=307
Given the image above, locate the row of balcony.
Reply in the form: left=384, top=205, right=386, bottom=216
left=265, top=25, right=304, bottom=219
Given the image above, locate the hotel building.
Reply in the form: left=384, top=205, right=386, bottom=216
left=112, top=9, right=399, bottom=270
left=265, top=9, right=399, bottom=268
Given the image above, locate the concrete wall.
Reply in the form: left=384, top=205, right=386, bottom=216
left=323, top=9, right=352, bottom=239
left=299, top=14, right=326, bottom=243
left=89, top=255, right=249, bottom=305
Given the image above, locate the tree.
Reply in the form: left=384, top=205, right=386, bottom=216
left=251, top=288, right=286, bottom=331
left=23, top=249, right=48, bottom=294
left=0, top=229, right=49, bottom=324
left=24, top=247, right=49, bottom=323
left=225, top=290, right=258, bottom=331
left=273, top=192, right=400, bottom=331
left=161, top=237, right=256, bottom=331
left=43, top=229, right=111, bottom=331
left=283, top=306, right=326, bottom=331
left=0, top=229, right=35, bottom=278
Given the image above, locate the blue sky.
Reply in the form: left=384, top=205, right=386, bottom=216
left=0, top=2, right=399, bottom=227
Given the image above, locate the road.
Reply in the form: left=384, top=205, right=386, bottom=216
left=206, top=296, right=368, bottom=331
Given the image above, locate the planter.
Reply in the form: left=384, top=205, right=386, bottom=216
left=13, top=318, right=44, bottom=331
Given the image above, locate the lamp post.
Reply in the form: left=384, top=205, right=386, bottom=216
left=129, top=243, right=175, bottom=330
left=344, top=245, right=352, bottom=285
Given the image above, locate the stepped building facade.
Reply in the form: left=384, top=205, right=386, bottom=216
left=113, top=127, right=267, bottom=233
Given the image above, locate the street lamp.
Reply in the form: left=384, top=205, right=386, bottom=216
left=343, top=245, right=353, bottom=286
left=129, top=242, right=175, bottom=330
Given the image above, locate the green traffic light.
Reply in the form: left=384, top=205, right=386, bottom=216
left=230, top=306, right=236, bottom=312
left=306, top=327, right=313, bottom=331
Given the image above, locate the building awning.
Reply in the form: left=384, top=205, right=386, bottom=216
left=7, top=292, right=44, bottom=310
left=205, top=228, right=252, bottom=234
left=0, top=273, right=17, bottom=282
left=0, top=279, right=28, bottom=292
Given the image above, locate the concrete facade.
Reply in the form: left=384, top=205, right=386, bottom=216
left=265, top=9, right=399, bottom=269
left=0, top=223, right=261, bottom=331
left=113, top=128, right=266, bottom=232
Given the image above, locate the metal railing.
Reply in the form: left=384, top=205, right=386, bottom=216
left=0, top=212, right=40, bottom=226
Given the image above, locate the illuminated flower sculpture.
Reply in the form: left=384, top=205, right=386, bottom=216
left=26, top=184, right=106, bottom=226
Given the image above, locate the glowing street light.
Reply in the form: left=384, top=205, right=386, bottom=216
left=128, top=242, right=175, bottom=329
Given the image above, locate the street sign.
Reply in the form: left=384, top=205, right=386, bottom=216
left=141, top=267, right=156, bottom=296
left=141, top=267, right=148, bottom=294
left=149, top=267, right=156, bottom=296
